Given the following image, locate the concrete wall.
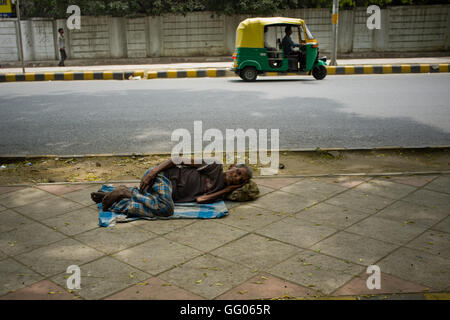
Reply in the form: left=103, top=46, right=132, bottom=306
left=162, top=12, right=227, bottom=56
left=0, top=19, right=18, bottom=61
left=0, top=5, right=448, bottom=62
left=68, top=16, right=111, bottom=59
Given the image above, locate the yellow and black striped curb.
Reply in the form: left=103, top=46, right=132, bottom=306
left=133, top=63, right=450, bottom=79
left=326, top=63, right=449, bottom=75
left=0, top=63, right=448, bottom=82
left=146, top=68, right=234, bottom=79
left=0, top=70, right=145, bottom=82
left=295, top=292, right=450, bottom=300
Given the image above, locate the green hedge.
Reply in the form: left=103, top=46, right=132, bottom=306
left=18, top=0, right=448, bottom=18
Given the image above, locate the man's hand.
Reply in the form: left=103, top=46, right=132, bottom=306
left=196, top=182, right=248, bottom=204
left=139, top=170, right=158, bottom=193
left=196, top=195, right=209, bottom=203
left=225, top=182, right=247, bottom=192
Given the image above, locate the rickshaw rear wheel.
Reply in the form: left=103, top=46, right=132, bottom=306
left=312, top=65, right=327, bottom=80
left=240, top=66, right=257, bottom=82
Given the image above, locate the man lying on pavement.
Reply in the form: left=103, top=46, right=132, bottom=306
left=90, top=157, right=252, bottom=218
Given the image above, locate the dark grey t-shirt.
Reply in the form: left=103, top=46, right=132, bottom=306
left=163, top=163, right=225, bottom=203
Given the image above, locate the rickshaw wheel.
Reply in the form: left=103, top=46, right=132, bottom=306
left=240, top=67, right=257, bottom=82
left=312, top=65, right=327, bottom=80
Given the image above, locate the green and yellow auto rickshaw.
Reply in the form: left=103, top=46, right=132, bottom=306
left=232, top=17, right=327, bottom=81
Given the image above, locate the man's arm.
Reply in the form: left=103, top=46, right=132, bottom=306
left=196, top=184, right=244, bottom=204
left=139, top=157, right=217, bottom=192
left=288, top=37, right=299, bottom=49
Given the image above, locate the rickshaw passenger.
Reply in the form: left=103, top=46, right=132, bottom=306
left=264, top=26, right=280, bottom=68
left=264, top=27, right=276, bottom=51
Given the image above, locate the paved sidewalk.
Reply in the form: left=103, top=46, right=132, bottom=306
left=0, top=174, right=449, bottom=300
left=2, top=57, right=450, bottom=74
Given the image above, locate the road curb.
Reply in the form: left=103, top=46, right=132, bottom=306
left=1, top=146, right=448, bottom=160
left=0, top=70, right=145, bottom=82
left=327, top=63, right=449, bottom=75
left=0, top=63, right=448, bottom=82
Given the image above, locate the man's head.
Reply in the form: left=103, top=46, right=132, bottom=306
left=285, top=26, right=292, bottom=36
left=58, top=28, right=64, bottom=35
left=224, top=164, right=252, bottom=186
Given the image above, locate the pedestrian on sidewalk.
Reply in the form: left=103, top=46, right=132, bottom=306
left=58, top=28, right=67, bottom=66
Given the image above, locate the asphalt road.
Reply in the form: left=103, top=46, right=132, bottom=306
left=0, top=74, right=449, bottom=155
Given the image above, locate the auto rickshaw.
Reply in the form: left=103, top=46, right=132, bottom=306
left=232, top=17, right=327, bottom=81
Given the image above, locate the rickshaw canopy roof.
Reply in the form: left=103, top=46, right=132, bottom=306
left=236, top=17, right=305, bottom=48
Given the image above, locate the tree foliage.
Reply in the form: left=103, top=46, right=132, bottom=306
left=18, top=0, right=448, bottom=18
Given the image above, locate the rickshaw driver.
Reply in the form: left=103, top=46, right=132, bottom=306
left=281, top=26, right=305, bottom=70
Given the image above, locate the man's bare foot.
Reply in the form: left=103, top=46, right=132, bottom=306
left=101, top=186, right=132, bottom=210
left=91, top=192, right=106, bottom=204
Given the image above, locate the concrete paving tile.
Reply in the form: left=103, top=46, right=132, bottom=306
left=216, top=204, right=284, bottom=232
left=374, top=200, right=448, bottom=228
left=0, top=210, right=35, bottom=233
left=332, top=272, right=430, bottom=296
left=15, top=238, right=104, bottom=277
left=353, top=179, right=417, bottom=200
left=14, top=197, right=85, bottom=221
left=346, top=216, right=427, bottom=245
left=41, top=207, right=99, bottom=236
left=0, top=222, right=66, bottom=256
left=51, top=256, right=150, bottom=300
left=255, top=185, right=276, bottom=197
left=251, top=191, right=316, bottom=214
left=224, top=200, right=242, bottom=210
left=431, top=216, right=450, bottom=233
left=133, top=218, right=197, bottom=235
left=165, top=220, right=247, bottom=252
left=310, top=231, right=399, bottom=266
left=61, top=185, right=104, bottom=206
left=424, top=176, right=450, bottom=194
left=378, top=247, right=450, bottom=290
left=280, top=179, right=348, bottom=202
left=217, top=273, right=318, bottom=300
left=159, top=254, right=254, bottom=299
left=268, top=250, right=364, bottom=295
left=256, top=217, right=338, bottom=248
left=295, top=203, right=369, bottom=230
left=402, top=189, right=450, bottom=210
left=405, top=230, right=450, bottom=259
left=74, top=223, right=156, bottom=255
left=105, top=277, right=204, bottom=300
left=0, top=258, right=43, bottom=296
left=37, top=184, right=89, bottom=196
left=315, top=176, right=370, bottom=188
left=113, top=237, right=202, bottom=275
left=0, top=188, right=55, bottom=209
left=211, top=234, right=298, bottom=270
left=388, top=175, right=437, bottom=187
left=325, top=189, right=395, bottom=214
left=0, top=280, right=77, bottom=300
left=254, top=177, right=301, bottom=190
left=0, top=186, right=25, bottom=195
